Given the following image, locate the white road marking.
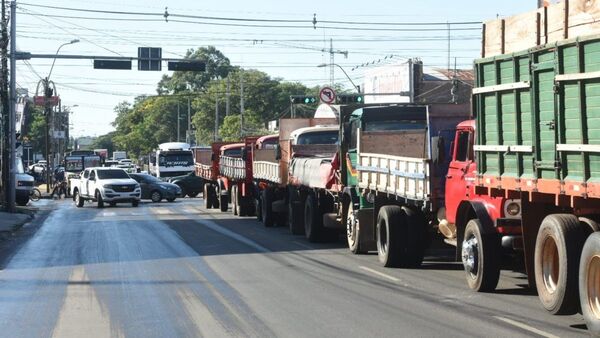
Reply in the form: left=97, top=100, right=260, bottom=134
left=494, top=316, right=560, bottom=338
left=359, top=266, right=400, bottom=282
left=293, top=241, right=316, bottom=251
left=52, top=266, right=122, bottom=338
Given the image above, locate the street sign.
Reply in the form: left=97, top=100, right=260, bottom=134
left=53, top=130, right=66, bottom=139
left=319, top=87, right=336, bottom=104
left=33, top=95, right=59, bottom=106
left=138, top=47, right=162, bottom=71
left=168, top=61, right=206, bottom=72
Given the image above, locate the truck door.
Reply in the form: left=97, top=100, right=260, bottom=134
left=81, top=169, right=90, bottom=196
left=532, top=51, right=559, bottom=180
left=87, top=170, right=96, bottom=197
left=445, top=128, right=475, bottom=224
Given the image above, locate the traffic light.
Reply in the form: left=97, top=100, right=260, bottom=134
left=337, top=94, right=364, bottom=104
left=290, top=95, right=317, bottom=104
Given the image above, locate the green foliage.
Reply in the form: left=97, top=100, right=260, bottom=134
left=90, top=131, right=116, bottom=155
left=22, top=105, right=46, bottom=156
left=109, top=46, right=320, bottom=155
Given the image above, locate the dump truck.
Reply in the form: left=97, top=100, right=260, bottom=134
left=218, top=137, right=259, bottom=216
left=194, top=142, right=235, bottom=210
left=251, top=117, right=337, bottom=231
left=449, top=1, right=600, bottom=333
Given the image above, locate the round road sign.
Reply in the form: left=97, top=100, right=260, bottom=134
left=319, top=87, right=336, bottom=104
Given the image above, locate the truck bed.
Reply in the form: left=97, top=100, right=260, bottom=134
left=474, top=34, right=600, bottom=203
left=252, top=148, right=280, bottom=184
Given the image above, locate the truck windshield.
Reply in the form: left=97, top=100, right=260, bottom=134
left=364, top=120, right=426, bottom=131
left=297, top=130, right=338, bottom=145
left=65, top=156, right=83, bottom=171
left=97, top=169, right=130, bottom=179
left=15, top=158, right=24, bottom=174
left=223, top=148, right=242, bottom=157
left=159, top=151, right=193, bottom=167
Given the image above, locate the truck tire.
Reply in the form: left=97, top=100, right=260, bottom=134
left=579, top=232, right=600, bottom=336
left=345, top=200, right=364, bottom=254
left=462, top=219, right=501, bottom=292
left=232, top=185, right=239, bottom=216
left=75, top=190, right=84, bottom=208
left=203, top=184, right=211, bottom=209
left=261, top=189, right=274, bottom=227
left=96, top=191, right=104, bottom=208
left=219, top=189, right=228, bottom=212
left=377, top=205, right=403, bottom=267
left=288, top=188, right=304, bottom=235
left=402, top=207, right=428, bottom=266
left=534, top=214, right=585, bottom=315
left=304, top=193, right=323, bottom=242
left=210, top=185, right=219, bottom=209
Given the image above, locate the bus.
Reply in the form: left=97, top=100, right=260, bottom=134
left=150, top=142, right=194, bottom=178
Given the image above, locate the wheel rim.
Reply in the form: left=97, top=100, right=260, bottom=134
left=347, top=204, right=358, bottom=248
left=462, top=234, right=479, bottom=278
left=587, top=255, right=600, bottom=319
left=152, top=191, right=160, bottom=202
left=541, top=235, right=560, bottom=295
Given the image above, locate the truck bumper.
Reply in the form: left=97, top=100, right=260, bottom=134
left=103, top=192, right=141, bottom=201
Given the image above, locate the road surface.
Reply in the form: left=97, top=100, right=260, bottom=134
left=0, top=198, right=587, bottom=337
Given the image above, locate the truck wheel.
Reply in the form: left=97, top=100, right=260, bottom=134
left=304, top=193, right=323, bottom=242
left=288, top=189, right=304, bottom=235
left=403, top=207, right=428, bottom=266
left=96, top=191, right=104, bottom=208
left=462, top=219, right=501, bottom=292
left=239, top=196, right=251, bottom=217
left=203, top=184, right=211, bottom=209
left=232, top=185, right=239, bottom=216
left=346, top=201, right=363, bottom=254
left=579, top=232, right=600, bottom=336
left=377, top=205, right=403, bottom=267
left=151, top=190, right=162, bottom=203
left=535, top=214, right=585, bottom=315
left=219, top=189, right=228, bottom=212
left=75, top=190, right=84, bottom=208
left=261, top=189, right=274, bottom=227
left=210, top=185, right=219, bottom=209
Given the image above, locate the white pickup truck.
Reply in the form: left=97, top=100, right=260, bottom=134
left=70, top=167, right=141, bottom=208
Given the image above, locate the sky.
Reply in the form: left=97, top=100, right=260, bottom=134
left=13, top=0, right=535, bottom=138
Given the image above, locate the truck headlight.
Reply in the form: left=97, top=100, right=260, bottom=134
left=504, top=200, right=521, bottom=218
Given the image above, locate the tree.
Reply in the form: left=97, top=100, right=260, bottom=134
left=157, top=46, right=234, bottom=94
left=90, top=131, right=116, bottom=155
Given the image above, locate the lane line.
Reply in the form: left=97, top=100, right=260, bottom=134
left=359, top=266, right=400, bottom=282
left=494, top=316, right=560, bottom=338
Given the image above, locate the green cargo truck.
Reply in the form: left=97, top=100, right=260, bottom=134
left=474, top=32, right=600, bottom=334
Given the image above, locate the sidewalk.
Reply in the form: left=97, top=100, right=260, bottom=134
left=0, top=211, right=32, bottom=233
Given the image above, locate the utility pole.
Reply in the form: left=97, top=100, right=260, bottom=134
left=43, top=78, right=52, bottom=193
left=329, top=38, right=334, bottom=86
left=226, top=77, right=230, bottom=116
left=7, top=0, right=15, bottom=211
left=187, top=97, right=191, bottom=145
left=240, top=71, right=244, bottom=137
left=177, top=103, right=180, bottom=142
left=214, top=95, right=219, bottom=141
left=1, top=0, right=9, bottom=209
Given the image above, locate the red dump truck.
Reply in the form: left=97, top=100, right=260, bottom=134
left=252, top=117, right=337, bottom=230
left=194, top=142, right=234, bottom=210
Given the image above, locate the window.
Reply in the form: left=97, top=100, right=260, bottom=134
left=297, top=130, right=338, bottom=145
left=223, top=148, right=242, bottom=157
left=455, top=131, right=471, bottom=162
left=83, top=170, right=89, bottom=179
left=89, top=170, right=96, bottom=180
left=364, top=119, right=426, bottom=131
left=97, top=169, right=130, bottom=179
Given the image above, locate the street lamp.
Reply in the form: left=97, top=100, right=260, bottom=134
left=317, top=63, right=361, bottom=93
left=42, top=39, right=79, bottom=193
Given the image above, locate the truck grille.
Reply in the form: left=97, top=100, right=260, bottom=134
left=112, top=185, right=135, bottom=192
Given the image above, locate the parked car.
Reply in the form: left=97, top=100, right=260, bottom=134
left=129, top=173, right=181, bottom=202
left=28, top=162, right=46, bottom=174
left=168, top=172, right=204, bottom=197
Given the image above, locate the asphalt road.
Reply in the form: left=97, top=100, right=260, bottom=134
left=0, top=198, right=588, bottom=337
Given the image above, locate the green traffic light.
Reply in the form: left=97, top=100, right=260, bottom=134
left=356, top=96, right=363, bottom=102
left=304, top=97, right=311, bottom=104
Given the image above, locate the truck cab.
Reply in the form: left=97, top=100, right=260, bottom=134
left=440, top=119, right=522, bottom=291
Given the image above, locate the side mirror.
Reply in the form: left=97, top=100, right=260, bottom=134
left=431, top=136, right=446, bottom=165
left=275, top=144, right=282, bottom=161
left=241, top=148, right=248, bottom=161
